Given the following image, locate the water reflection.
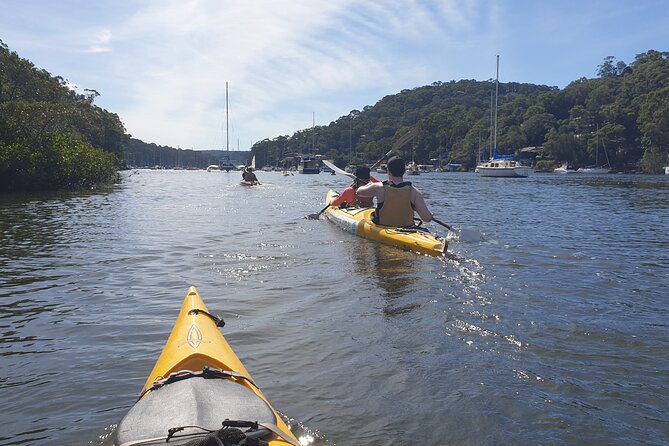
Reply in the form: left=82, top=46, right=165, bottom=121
left=350, top=242, right=420, bottom=299
left=346, top=240, right=430, bottom=319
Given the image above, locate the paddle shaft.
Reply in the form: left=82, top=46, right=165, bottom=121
left=431, top=217, right=452, bottom=231
left=371, top=149, right=394, bottom=170
left=305, top=203, right=330, bottom=219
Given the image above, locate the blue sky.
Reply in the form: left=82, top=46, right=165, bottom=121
left=1, top=0, right=667, bottom=150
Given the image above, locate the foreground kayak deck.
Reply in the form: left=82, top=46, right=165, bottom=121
left=115, top=287, right=299, bottom=446
left=324, top=190, right=447, bottom=256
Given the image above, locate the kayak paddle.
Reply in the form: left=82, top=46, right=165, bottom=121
left=432, top=217, right=482, bottom=242
left=323, top=149, right=394, bottom=179
left=305, top=204, right=330, bottom=220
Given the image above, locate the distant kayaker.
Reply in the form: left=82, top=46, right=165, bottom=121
left=242, top=167, right=258, bottom=183
left=356, top=156, right=433, bottom=226
left=329, top=165, right=380, bottom=208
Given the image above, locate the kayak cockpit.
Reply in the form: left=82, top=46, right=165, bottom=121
left=116, top=374, right=277, bottom=445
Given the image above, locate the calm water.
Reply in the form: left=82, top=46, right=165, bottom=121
left=1, top=170, right=668, bottom=446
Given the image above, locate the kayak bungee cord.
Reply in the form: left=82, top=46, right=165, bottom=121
left=392, top=226, right=434, bottom=235
left=138, top=366, right=258, bottom=400
left=120, top=421, right=300, bottom=446
left=188, top=308, right=225, bottom=327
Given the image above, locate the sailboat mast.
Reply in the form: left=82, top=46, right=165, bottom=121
left=493, top=54, right=499, bottom=154
left=312, top=112, right=315, bottom=153
left=595, top=123, right=599, bottom=166
left=226, top=81, right=229, bottom=153
left=489, top=90, right=494, bottom=158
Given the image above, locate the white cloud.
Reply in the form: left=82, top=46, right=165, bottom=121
left=103, top=0, right=478, bottom=148
left=86, top=29, right=113, bottom=53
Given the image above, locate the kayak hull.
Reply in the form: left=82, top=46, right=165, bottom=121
left=240, top=180, right=258, bottom=186
left=114, top=287, right=298, bottom=446
left=324, top=190, right=447, bottom=256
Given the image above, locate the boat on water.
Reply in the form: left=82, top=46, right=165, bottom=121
left=554, top=162, right=578, bottom=174
left=578, top=166, right=611, bottom=174
left=665, top=166, right=669, bottom=175
left=114, top=287, right=300, bottom=446
left=477, top=55, right=530, bottom=178
left=240, top=180, right=259, bottom=186
left=478, top=153, right=531, bottom=177
left=324, top=190, right=447, bottom=256
left=578, top=127, right=611, bottom=174
left=206, top=164, right=219, bottom=172
left=298, top=155, right=320, bottom=174
left=218, top=82, right=236, bottom=172
left=298, top=112, right=320, bottom=174
left=376, top=164, right=387, bottom=174
left=406, top=161, right=420, bottom=175
left=407, top=143, right=420, bottom=175
left=219, top=158, right=236, bottom=172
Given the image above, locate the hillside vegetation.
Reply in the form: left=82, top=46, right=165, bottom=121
left=0, top=40, right=127, bottom=192
left=251, top=51, right=669, bottom=173
left=2, top=40, right=668, bottom=194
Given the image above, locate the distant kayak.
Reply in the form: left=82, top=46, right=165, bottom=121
left=240, top=180, right=259, bottom=186
left=324, top=190, right=447, bottom=256
left=114, top=287, right=299, bottom=446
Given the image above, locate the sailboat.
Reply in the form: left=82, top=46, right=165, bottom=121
left=578, top=127, right=611, bottom=174
left=299, top=112, right=320, bottom=174
left=477, top=56, right=530, bottom=178
left=218, top=82, right=236, bottom=172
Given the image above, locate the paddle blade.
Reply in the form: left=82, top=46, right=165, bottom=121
left=457, top=228, right=483, bottom=242
left=305, top=213, right=321, bottom=220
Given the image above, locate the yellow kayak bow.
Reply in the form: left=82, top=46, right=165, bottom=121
left=115, top=287, right=299, bottom=446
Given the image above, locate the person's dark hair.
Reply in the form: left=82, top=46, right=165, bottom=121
left=355, top=165, right=371, bottom=180
left=387, top=156, right=406, bottom=177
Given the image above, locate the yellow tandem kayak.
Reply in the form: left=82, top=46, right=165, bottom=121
left=324, top=190, right=447, bottom=256
left=114, top=287, right=300, bottom=446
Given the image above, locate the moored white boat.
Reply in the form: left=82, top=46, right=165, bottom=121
left=406, top=161, right=420, bottom=175
left=477, top=155, right=531, bottom=178
left=578, top=126, right=611, bottom=174
left=554, top=162, right=578, bottom=174
left=476, top=56, right=529, bottom=179
left=577, top=166, right=611, bottom=174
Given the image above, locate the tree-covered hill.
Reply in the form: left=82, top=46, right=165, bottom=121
left=124, top=138, right=249, bottom=169
left=2, top=39, right=667, bottom=194
left=0, top=39, right=126, bottom=192
left=251, top=50, right=669, bottom=174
